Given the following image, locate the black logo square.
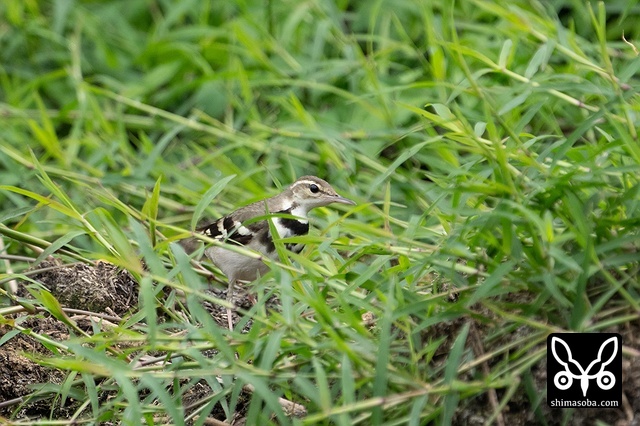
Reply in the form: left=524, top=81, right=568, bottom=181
left=547, top=333, right=622, bottom=408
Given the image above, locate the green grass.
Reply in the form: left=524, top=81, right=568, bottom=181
left=1, top=0, right=639, bottom=424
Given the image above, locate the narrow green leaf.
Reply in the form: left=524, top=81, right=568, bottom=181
left=141, top=176, right=162, bottom=247
left=441, top=323, right=470, bottom=425
left=191, top=174, right=236, bottom=230
left=90, top=208, right=141, bottom=272
left=371, top=276, right=394, bottom=425
left=498, top=39, right=512, bottom=68
left=59, top=370, right=78, bottom=412
left=31, top=288, right=76, bottom=329
left=368, top=141, right=432, bottom=196
left=542, top=274, right=572, bottom=308
left=137, top=123, right=185, bottom=178
left=0, top=185, right=80, bottom=219
left=340, top=353, right=356, bottom=420
left=543, top=210, right=554, bottom=243
left=0, top=206, right=35, bottom=223
left=312, top=357, right=331, bottom=411
left=140, top=374, right=185, bottom=424
left=236, top=372, right=285, bottom=423
left=139, top=275, right=157, bottom=348
left=82, top=372, right=101, bottom=417
left=34, top=229, right=86, bottom=266
left=498, top=90, right=531, bottom=116
left=131, top=218, right=165, bottom=277
left=30, top=151, right=80, bottom=217
left=0, top=329, right=20, bottom=347
left=0, top=224, right=88, bottom=262
left=524, top=42, right=552, bottom=79
left=467, top=260, right=515, bottom=306
left=257, top=328, right=283, bottom=370
left=408, top=394, right=429, bottom=426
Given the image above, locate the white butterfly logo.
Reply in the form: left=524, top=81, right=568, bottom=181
left=551, top=336, right=617, bottom=397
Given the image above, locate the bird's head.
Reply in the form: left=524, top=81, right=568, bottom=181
left=288, top=176, right=355, bottom=213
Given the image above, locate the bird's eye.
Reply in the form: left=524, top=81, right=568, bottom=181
left=309, top=184, right=319, bottom=193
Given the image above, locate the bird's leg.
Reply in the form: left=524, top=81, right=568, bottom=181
left=227, top=278, right=235, bottom=331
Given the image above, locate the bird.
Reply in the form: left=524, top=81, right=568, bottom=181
left=183, top=175, right=355, bottom=330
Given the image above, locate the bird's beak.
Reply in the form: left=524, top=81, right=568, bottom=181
left=333, top=195, right=356, bottom=206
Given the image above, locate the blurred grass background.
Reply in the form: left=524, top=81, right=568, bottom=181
left=1, top=0, right=639, bottom=424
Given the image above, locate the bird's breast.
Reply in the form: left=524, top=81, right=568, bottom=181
left=273, top=216, right=309, bottom=239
